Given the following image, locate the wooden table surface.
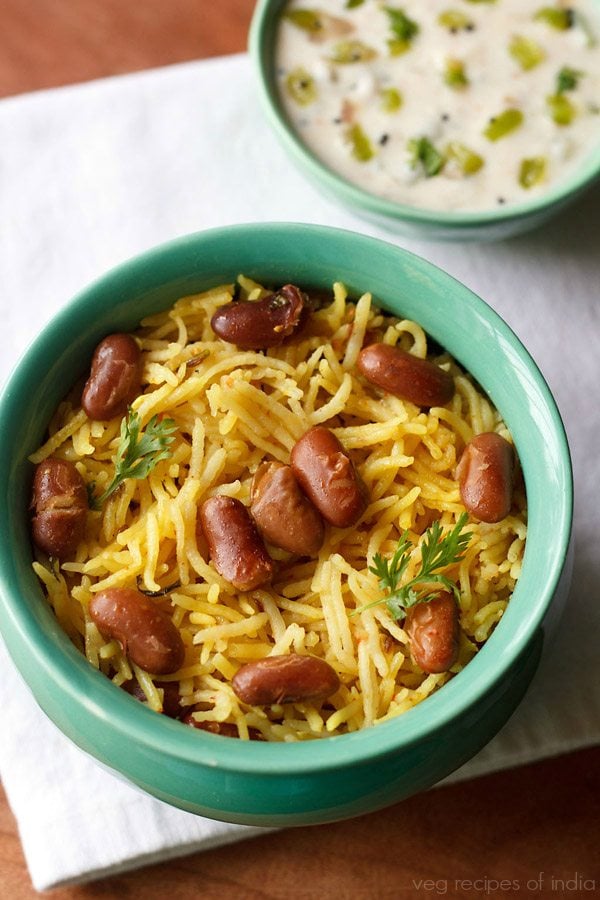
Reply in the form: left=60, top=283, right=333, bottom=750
left=1, top=2, right=598, bottom=898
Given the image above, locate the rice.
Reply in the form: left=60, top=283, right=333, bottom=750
left=30, top=278, right=527, bottom=740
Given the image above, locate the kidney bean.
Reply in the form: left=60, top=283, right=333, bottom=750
left=81, top=333, right=143, bottom=420
left=232, top=654, right=340, bottom=706
left=357, top=343, right=454, bottom=408
left=405, top=592, right=460, bottom=674
left=199, top=495, right=274, bottom=590
left=456, top=432, right=515, bottom=523
left=210, top=284, right=305, bottom=349
left=159, top=681, right=185, bottom=717
left=290, top=426, right=367, bottom=528
left=122, top=679, right=184, bottom=718
left=89, top=587, right=185, bottom=675
left=31, top=458, right=88, bottom=559
left=181, top=714, right=263, bottom=740
left=250, top=462, right=324, bottom=556
left=362, top=328, right=380, bottom=348
left=182, top=715, right=238, bottom=736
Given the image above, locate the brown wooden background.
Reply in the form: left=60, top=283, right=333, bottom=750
left=1, top=2, right=599, bottom=898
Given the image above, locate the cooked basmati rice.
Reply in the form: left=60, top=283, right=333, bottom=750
left=30, top=278, right=527, bottom=740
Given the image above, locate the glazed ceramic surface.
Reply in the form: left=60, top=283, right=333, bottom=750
left=0, top=224, right=573, bottom=824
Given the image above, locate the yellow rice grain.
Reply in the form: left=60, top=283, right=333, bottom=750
left=29, top=278, right=527, bottom=741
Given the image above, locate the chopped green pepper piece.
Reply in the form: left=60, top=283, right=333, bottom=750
left=533, top=7, right=573, bottom=29
left=380, top=87, right=403, bottom=112
left=438, top=10, right=475, bottom=30
left=385, top=7, right=419, bottom=55
left=519, top=157, right=547, bottom=188
left=408, top=137, right=445, bottom=177
left=483, top=108, right=524, bottom=141
left=444, top=58, right=469, bottom=89
left=285, top=68, right=318, bottom=106
left=462, top=0, right=496, bottom=4
left=346, top=123, right=375, bottom=161
left=509, top=34, right=546, bottom=70
left=329, top=40, right=377, bottom=63
left=556, top=66, right=583, bottom=93
left=283, top=9, right=323, bottom=33
left=345, top=0, right=365, bottom=7
left=546, top=93, right=576, bottom=125
left=446, top=142, right=484, bottom=175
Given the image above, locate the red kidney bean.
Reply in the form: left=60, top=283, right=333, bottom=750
left=405, top=592, right=460, bottom=674
left=31, top=458, right=88, bottom=559
left=160, top=681, right=185, bottom=718
left=210, top=284, right=305, bottom=349
left=362, top=328, right=380, bottom=348
left=81, top=333, right=143, bottom=420
left=199, top=495, right=274, bottom=590
left=182, top=715, right=238, bottom=736
left=181, top=714, right=263, bottom=740
left=250, top=462, right=324, bottom=556
left=122, top=679, right=184, bottom=718
left=89, top=587, right=185, bottom=675
left=232, top=654, right=340, bottom=706
left=456, top=432, right=515, bottom=523
left=290, top=426, right=367, bottom=528
left=357, top=342, right=455, bottom=408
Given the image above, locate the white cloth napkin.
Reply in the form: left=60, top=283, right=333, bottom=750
left=1, top=53, right=599, bottom=892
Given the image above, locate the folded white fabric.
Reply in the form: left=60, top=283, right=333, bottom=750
left=1, top=53, right=599, bottom=891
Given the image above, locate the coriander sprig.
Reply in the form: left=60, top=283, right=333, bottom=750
left=408, top=137, right=445, bottom=177
left=385, top=7, right=420, bottom=50
left=90, top=409, right=177, bottom=509
left=358, top=513, right=472, bottom=621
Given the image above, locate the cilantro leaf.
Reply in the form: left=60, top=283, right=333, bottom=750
left=556, top=66, right=583, bottom=94
left=385, top=7, right=419, bottom=42
left=408, top=137, right=446, bottom=177
left=91, top=409, right=177, bottom=508
left=357, top=513, right=472, bottom=621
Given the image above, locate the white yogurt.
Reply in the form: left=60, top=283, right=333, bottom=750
left=275, top=0, right=600, bottom=211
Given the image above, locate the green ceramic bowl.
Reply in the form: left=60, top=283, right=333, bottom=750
left=249, top=0, right=600, bottom=242
left=0, top=224, right=572, bottom=825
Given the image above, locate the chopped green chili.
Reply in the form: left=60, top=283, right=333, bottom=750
left=346, top=123, right=375, bottom=161
left=438, top=10, right=475, bottom=30
left=329, top=40, right=377, bottom=63
left=544, top=66, right=583, bottom=124
left=286, top=68, right=317, bottom=106
left=380, top=87, right=403, bottom=112
left=283, top=9, right=323, bottom=33
left=444, top=58, right=469, bottom=89
left=446, top=142, right=484, bottom=175
left=509, top=34, right=546, bottom=70
left=546, top=93, right=576, bottom=125
left=483, top=108, right=524, bottom=141
left=519, top=157, right=547, bottom=188
left=533, top=7, right=573, bottom=30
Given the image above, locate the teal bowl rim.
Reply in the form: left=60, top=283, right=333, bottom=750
left=249, top=0, right=600, bottom=230
left=0, top=223, right=573, bottom=778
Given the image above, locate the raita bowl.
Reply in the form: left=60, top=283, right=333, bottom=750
left=249, top=0, right=600, bottom=242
